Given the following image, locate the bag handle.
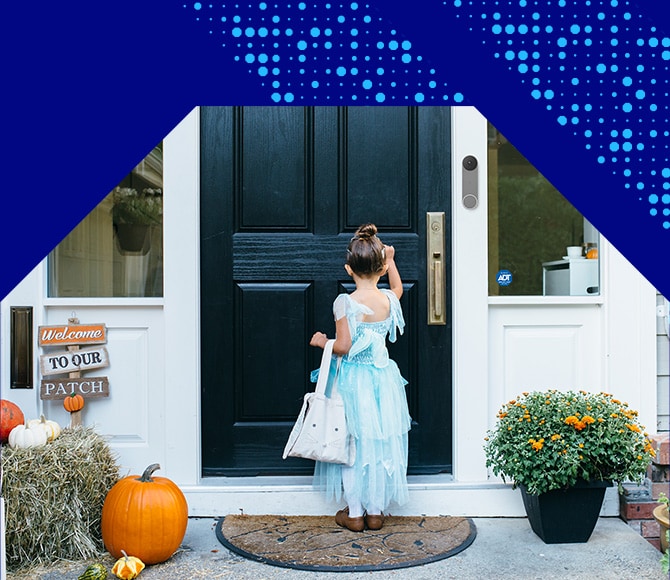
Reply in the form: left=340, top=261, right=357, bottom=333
left=315, top=339, right=340, bottom=396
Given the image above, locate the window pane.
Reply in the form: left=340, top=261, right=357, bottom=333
left=48, top=144, right=163, bottom=297
left=488, top=124, right=600, bottom=297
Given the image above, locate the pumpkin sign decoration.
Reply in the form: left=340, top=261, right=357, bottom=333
left=8, top=420, right=48, bottom=449
left=64, top=392, right=85, bottom=412
left=101, top=463, right=188, bottom=565
left=64, top=392, right=85, bottom=427
left=111, top=550, right=145, bottom=579
left=0, top=399, right=25, bottom=443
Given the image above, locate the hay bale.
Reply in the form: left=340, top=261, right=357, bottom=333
left=1, top=426, right=120, bottom=572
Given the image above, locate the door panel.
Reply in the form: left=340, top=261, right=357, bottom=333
left=201, top=106, right=452, bottom=476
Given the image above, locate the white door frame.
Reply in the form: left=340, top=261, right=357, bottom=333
left=163, top=106, right=655, bottom=517
left=162, top=107, right=525, bottom=516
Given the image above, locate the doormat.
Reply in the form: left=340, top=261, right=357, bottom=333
left=215, top=514, right=476, bottom=572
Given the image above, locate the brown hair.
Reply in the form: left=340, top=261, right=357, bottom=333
left=346, top=223, right=386, bottom=276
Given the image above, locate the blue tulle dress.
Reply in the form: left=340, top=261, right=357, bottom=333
left=312, top=289, right=412, bottom=512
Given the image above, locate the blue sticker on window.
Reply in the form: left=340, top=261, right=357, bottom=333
left=497, top=269, right=513, bottom=286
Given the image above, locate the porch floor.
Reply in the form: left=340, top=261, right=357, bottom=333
left=9, top=516, right=666, bottom=579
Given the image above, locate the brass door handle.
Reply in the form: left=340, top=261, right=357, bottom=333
left=433, top=257, right=443, bottom=319
left=427, top=212, right=446, bottom=325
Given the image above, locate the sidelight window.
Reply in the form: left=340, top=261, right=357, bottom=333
left=48, top=144, right=164, bottom=298
left=487, top=123, right=600, bottom=297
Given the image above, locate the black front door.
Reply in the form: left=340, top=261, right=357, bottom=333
left=200, top=106, right=452, bottom=476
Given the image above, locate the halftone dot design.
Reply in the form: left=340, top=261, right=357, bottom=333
left=183, top=2, right=468, bottom=105
left=467, top=0, right=669, bottom=232
left=183, top=1, right=669, bottom=233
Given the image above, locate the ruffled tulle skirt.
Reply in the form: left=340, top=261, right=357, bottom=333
left=312, top=357, right=411, bottom=511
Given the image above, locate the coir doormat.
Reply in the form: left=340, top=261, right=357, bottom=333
left=215, top=514, right=476, bottom=572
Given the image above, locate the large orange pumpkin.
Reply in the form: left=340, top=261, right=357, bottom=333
left=1, top=399, right=25, bottom=443
left=101, top=463, right=188, bottom=565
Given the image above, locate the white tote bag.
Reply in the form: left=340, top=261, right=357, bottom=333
left=283, top=340, right=355, bottom=466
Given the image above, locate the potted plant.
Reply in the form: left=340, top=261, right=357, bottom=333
left=654, top=492, right=669, bottom=565
left=111, top=187, right=163, bottom=252
left=484, top=390, right=656, bottom=543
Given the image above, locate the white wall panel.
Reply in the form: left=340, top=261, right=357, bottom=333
left=489, top=306, right=602, bottom=421
left=42, top=306, right=165, bottom=475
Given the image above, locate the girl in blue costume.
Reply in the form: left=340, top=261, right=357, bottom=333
left=309, top=223, right=412, bottom=532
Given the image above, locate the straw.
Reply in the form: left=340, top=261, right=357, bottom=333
left=1, top=426, right=120, bottom=572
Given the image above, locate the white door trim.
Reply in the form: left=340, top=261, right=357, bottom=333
left=450, top=107, right=490, bottom=483
left=162, top=107, right=202, bottom=485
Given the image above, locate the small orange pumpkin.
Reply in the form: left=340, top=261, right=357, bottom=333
left=101, top=463, right=188, bottom=565
left=64, top=393, right=85, bottom=412
left=111, top=550, right=145, bottom=579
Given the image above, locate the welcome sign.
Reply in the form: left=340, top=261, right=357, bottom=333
left=38, top=317, right=112, bottom=407
left=38, top=323, right=107, bottom=347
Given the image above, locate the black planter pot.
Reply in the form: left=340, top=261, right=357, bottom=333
left=115, top=224, right=150, bottom=254
left=519, top=480, right=612, bottom=544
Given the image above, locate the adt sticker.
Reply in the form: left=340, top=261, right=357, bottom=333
left=496, top=269, right=513, bottom=287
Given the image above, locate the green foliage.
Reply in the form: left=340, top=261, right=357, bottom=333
left=111, top=187, right=163, bottom=225
left=484, top=390, right=656, bottom=495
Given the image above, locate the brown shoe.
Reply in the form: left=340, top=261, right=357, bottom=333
left=365, top=513, right=385, bottom=531
left=335, top=507, right=365, bottom=532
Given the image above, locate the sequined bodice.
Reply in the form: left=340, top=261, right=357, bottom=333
left=346, top=319, right=393, bottom=366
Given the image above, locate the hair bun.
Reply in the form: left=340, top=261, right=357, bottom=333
left=355, top=223, right=378, bottom=239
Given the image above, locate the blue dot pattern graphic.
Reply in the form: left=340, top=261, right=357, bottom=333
left=186, top=1, right=670, bottom=232
left=186, top=2, right=467, bottom=104
left=477, top=0, right=670, bottom=230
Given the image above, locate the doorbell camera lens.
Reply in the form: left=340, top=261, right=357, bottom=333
left=462, top=155, right=478, bottom=171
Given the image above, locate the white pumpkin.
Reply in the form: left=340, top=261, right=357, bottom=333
left=27, top=415, right=62, bottom=442
left=8, top=421, right=48, bottom=448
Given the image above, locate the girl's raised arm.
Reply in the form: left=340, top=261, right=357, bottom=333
left=384, top=245, right=403, bottom=300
